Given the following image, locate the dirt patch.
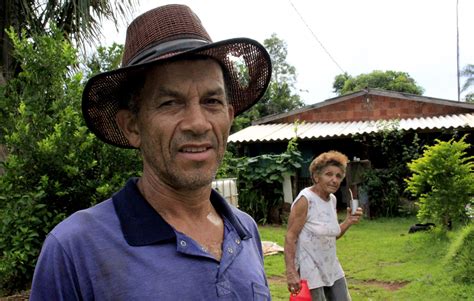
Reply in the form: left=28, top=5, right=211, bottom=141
left=269, top=276, right=409, bottom=292
left=0, top=290, right=30, bottom=301
left=267, top=275, right=287, bottom=285
left=352, top=279, right=409, bottom=291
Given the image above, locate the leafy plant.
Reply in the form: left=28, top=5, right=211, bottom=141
left=0, top=189, right=65, bottom=293
left=405, top=135, right=474, bottom=229
left=226, top=135, right=303, bottom=224
left=0, top=28, right=141, bottom=294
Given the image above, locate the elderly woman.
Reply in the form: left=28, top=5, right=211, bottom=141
left=285, top=151, right=363, bottom=301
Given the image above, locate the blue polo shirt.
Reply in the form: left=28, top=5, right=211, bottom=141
left=30, top=178, right=271, bottom=300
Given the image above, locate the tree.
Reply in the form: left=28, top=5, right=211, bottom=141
left=405, top=136, right=474, bottom=230
left=232, top=34, right=304, bottom=132
left=465, top=93, right=474, bottom=103
left=332, top=70, right=424, bottom=96
left=0, top=0, right=138, bottom=82
left=0, top=28, right=141, bottom=294
left=333, top=72, right=350, bottom=94
left=83, top=42, right=124, bottom=78
left=461, top=64, right=474, bottom=102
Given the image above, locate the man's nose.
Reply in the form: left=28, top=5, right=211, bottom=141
left=180, top=103, right=212, bottom=134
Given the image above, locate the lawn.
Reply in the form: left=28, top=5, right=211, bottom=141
left=259, top=217, right=473, bottom=301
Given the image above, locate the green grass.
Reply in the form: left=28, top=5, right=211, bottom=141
left=259, top=218, right=474, bottom=301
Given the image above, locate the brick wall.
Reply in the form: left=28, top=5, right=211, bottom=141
left=275, top=94, right=473, bottom=123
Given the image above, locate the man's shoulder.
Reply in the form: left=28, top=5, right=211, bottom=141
left=50, top=199, right=116, bottom=241
left=229, top=205, right=253, bottom=221
left=228, top=205, right=259, bottom=234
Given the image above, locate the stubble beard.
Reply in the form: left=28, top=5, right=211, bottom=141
left=166, top=163, right=217, bottom=190
left=153, top=147, right=224, bottom=191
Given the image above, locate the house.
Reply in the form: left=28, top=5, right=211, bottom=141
left=228, top=88, right=474, bottom=213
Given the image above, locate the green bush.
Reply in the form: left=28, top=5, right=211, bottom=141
left=0, top=189, right=65, bottom=293
left=406, top=136, right=474, bottom=229
left=444, top=223, right=474, bottom=283
left=0, top=28, right=141, bottom=294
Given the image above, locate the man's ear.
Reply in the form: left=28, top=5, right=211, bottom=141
left=116, top=110, right=141, bottom=148
left=228, top=105, right=234, bottom=124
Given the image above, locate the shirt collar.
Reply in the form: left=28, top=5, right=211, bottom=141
left=112, top=178, right=251, bottom=246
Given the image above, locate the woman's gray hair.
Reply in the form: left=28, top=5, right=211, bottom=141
left=309, top=151, right=349, bottom=182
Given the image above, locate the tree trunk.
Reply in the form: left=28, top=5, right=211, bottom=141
left=0, top=67, right=5, bottom=85
left=1, top=0, right=21, bottom=82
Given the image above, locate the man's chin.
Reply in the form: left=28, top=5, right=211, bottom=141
left=170, top=173, right=215, bottom=191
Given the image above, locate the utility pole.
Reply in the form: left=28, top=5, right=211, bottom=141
left=456, top=0, right=461, bottom=101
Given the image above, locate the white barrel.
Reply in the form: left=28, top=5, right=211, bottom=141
left=212, top=178, right=239, bottom=207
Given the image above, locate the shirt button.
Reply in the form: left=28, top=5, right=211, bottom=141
left=235, top=239, right=241, bottom=244
left=227, top=247, right=234, bottom=254
left=180, top=240, right=187, bottom=247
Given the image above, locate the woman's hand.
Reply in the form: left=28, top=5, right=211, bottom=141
left=286, top=270, right=301, bottom=294
left=338, top=207, right=363, bottom=239
left=345, top=207, right=363, bottom=225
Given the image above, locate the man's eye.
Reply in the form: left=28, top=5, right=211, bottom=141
left=205, top=98, right=224, bottom=105
left=158, top=100, right=176, bottom=107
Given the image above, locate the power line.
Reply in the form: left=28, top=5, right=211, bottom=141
left=288, top=0, right=346, bottom=74
left=456, top=0, right=461, bottom=101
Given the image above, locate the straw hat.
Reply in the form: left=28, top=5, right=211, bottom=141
left=82, top=4, right=272, bottom=148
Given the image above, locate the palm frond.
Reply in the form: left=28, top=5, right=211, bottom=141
left=15, top=0, right=138, bottom=46
left=461, top=64, right=474, bottom=92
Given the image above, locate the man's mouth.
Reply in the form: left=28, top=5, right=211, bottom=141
left=181, top=146, right=209, bottom=153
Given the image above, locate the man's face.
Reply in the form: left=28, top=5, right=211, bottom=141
left=129, top=59, right=234, bottom=190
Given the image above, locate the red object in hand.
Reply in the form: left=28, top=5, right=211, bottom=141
left=289, top=279, right=312, bottom=301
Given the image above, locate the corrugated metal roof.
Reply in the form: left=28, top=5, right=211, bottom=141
left=228, top=113, right=474, bottom=143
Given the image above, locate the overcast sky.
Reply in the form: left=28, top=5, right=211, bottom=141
left=101, top=0, right=474, bottom=105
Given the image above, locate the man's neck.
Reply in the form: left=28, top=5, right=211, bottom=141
left=137, top=175, right=224, bottom=260
left=137, top=175, right=212, bottom=219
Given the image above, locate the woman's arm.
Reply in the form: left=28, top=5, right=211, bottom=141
left=284, top=196, right=308, bottom=294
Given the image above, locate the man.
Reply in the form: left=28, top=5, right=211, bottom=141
left=30, top=4, right=272, bottom=300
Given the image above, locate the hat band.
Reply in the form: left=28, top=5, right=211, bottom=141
left=126, top=38, right=210, bottom=66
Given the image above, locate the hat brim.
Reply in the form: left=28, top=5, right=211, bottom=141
left=82, top=38, right=272, bottom=148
